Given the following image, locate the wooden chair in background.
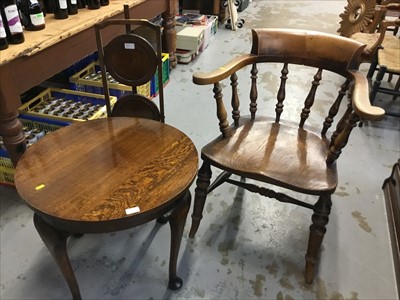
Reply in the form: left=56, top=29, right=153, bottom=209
left=338, top=0, right=399, bottom=125
left=337, top=0, right=393, bottom=65
left=188, top=28, right=385, bottom=284
left=368, top=18, right=400, bottom=115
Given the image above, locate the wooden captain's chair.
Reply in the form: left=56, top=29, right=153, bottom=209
left=188, top=28, right=385, bottom=284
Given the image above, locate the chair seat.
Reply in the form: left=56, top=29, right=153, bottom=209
left=382, top=34, right=400, bottom=50
left=201, top=120, right=338, bottom=195
left=351, top=32, right=381, bottom=50
left=379, top=35, right=400, bottom=72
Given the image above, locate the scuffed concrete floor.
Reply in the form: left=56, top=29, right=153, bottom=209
left=1, top=1, right=399, bottom=299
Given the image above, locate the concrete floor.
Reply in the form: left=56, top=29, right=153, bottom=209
left=1, top=1, right=399, bottom=299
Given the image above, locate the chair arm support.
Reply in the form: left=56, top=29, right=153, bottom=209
left=381, top=18, right=400, bottom=31
left=349, top=70, right=386, bottom=121
left=371, top=19, right=400, bottom=53
left=193, top=54, right=256, bottom=85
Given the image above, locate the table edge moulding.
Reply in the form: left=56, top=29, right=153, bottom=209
left=0, top=0, right=178, bottom=166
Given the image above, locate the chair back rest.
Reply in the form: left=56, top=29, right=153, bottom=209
left=337, top=0, right=385, bottom=37
left=193, top=28, right=383, bottom=164
left=251, top=28, right=365, bottom=73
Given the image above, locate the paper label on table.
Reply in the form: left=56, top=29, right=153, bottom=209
left=124, top=43, right=135, bottom=50
left=125, top=206, right=140, bottom=215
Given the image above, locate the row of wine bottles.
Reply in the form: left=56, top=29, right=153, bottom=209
left=0, top=0, right=110, bottom=51
left=42, top=0, right=110, bottom=20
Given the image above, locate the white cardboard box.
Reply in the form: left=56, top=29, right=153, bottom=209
left=176, top=49, right=197, bottom=64
left=199, top=15, right=218, bottom=52
left=176, top=26, right=204, bottom=51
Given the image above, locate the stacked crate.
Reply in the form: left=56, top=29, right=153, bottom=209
left=1, top=89, right=117, bottom=185
left=69, top=54, right=170, bottom=99
left=0, top=115, right=70, bottom=185
left=19, top=88, right=117, bottom=122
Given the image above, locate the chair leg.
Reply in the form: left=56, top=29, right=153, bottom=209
left=304, top=194, right=332, bottom=284
left=393, top=76, right=400, bottom=101
left=370, top=65, right=387, bottom=106
left=388, top=73, right=393, bottom=83
left=367, top=56, right=378, bottom=80
left=189, top=161, right=212, bottom=238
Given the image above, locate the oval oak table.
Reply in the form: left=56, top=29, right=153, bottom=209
left=14, top=117, right=198, bottom=299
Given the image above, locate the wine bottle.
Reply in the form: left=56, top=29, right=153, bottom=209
left=76, top=0, right=84, bottom=9
left=0, top=13, right=8, bottom=50
left=52, top=0, right=68, bottom=19
left=28, top=0, right=45, bottom=29
left=18, top=0, right=45, bottom=31
left=1, top=0, right=25, bottom=44
left=41, top=0, right=53, bottom=14
left=86, top=0, right=99, bottom=9
left=67, top=0, right=77, bottom=15
left=37, top=0, right=45, bottom=15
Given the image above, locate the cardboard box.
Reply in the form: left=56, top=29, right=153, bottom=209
left=199, top=15, right=218, bottom=52
left=176, top=49, right=198, bottom=64
left=176, top=26, right=204, bottom=51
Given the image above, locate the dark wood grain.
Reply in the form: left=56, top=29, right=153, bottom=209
left=202, top=120, right=336, bottom=194
left=15, top=117, right=198, bottom=232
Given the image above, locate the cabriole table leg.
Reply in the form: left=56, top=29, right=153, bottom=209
left=33, top=214, right=82, bottom=300
left=167, top=191, right=191, bottom=290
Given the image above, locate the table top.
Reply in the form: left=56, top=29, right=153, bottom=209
left=14, top=117, right=198, bottom=231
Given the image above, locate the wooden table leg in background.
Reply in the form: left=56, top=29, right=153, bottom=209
left=0, top=110, right=25, bottom=166
left=213, top=0, right=221, bottom=15
left=162, top=0, right=178, bottom=68
left=0, top=71, right=26, bottom=166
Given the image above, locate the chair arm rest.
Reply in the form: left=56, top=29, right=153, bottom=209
left=193, top=54, right=256, bottom=85
left=349, top=70, right=386, bottom=121
left=373, top=19, right=400, bottom=51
